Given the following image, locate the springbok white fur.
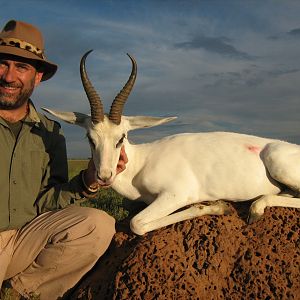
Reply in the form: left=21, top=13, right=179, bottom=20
left=43, top=52, right=300, bottom=235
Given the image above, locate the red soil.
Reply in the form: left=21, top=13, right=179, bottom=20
left=65, top=202, right=300, bottom=300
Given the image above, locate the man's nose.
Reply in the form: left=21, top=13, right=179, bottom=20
left=1, top=65, right=17, bottom=82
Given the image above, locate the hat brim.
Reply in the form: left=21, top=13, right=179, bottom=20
left=0, top=45, right=57, bottom=81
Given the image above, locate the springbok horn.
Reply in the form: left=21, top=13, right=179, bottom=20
left=109, top=53, right=137, bottom=125
left=80, top=50, right=104, bottom=124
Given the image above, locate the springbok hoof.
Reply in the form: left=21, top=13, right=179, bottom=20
left=220, top=201, right=232, bottom=216
left=247, top=212, right=263, bottom=224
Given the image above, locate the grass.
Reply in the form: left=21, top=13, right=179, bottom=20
left=68, top=159, right=89, bottom=178
left=0, top=285, right=40, bottom=300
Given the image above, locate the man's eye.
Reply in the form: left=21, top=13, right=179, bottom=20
left=0, top=61, right=7, bottom=69
left=116, top=134, right=126, bottom=148
left=16, top=64, right=30, bottom=72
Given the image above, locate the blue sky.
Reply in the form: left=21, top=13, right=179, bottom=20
left=1, top=0, right=300, bottom=157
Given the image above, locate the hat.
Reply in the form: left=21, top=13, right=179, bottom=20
left=0, top=20, right=57, bottom=81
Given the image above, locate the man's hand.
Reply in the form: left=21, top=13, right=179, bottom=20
left=116, top=145, right=128, bottom=175
left=84, top=159, right=99, bottom=189
left=83, top=146, right=128, bottom=188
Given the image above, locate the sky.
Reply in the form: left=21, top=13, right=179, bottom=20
left=1, top=0, right=300, bottom=158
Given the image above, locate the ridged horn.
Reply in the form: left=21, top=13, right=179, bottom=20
left=109, top=53, right=137, bottom=125
left=80, top=50, right=104, bottom=124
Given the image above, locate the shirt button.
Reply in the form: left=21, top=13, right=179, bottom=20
left=12, top=180, right=17, bottom=184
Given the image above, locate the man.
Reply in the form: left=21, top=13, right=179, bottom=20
left=0, top=20, right=127, bottom=299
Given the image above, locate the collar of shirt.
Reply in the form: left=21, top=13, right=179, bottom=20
left=0, top=99, right=41, bottom=129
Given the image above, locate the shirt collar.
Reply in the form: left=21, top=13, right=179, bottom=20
left=0, top=100, right=41, bottom=128
left=24, top=100, right=41, bottom=124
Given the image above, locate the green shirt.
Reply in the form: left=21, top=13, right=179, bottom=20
left=0, top=101, right=86, bottom=231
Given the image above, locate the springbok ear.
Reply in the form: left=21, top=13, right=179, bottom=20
left=42, top=108, right=90, bottom=127
left=125, top=116, right=177, bottom=131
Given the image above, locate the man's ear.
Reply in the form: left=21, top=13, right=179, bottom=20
left=34, top=71, right=44, bottom=87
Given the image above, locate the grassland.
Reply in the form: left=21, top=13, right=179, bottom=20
left=68, top=159, right=133, bottom=221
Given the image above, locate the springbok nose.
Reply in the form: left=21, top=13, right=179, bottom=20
left=98, top=170, right=113, bottom=182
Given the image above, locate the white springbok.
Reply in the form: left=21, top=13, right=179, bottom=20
left=43, top=50, right=300, bottom=235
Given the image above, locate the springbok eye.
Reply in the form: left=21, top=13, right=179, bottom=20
left=116, top=134, right=126, bottom=148
left=87, top=135, right=96, bottom=148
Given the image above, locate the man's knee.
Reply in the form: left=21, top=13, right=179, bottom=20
left=83, top=207, right=115, bottom=237
left=55, top=206, right=115, bottom=256
left=71, top=206, right=116, bottom=252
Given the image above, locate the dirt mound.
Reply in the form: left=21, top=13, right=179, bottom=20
left=65, top=202, right=300, bottom=299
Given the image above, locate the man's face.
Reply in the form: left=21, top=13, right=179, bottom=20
left=0, top=55, right=43, bottom=110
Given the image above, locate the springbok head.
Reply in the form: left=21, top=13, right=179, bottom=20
left=43, top=50, right=176, bottom=186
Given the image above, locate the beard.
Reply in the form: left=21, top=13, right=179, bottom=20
left=0, top=78, right=35, bottom=110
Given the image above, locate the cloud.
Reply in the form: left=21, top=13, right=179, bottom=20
left=201, top=67, right=300, bottom=89
left=287, top=28, right=300, bottom=37
left=269, top=27, right=300, bottom=40
left=174, top=35, right=253, bottom=60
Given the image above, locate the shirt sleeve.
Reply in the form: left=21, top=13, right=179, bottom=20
left=35, top=122, right=90, bottom=213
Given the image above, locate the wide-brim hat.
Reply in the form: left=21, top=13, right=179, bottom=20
left=0, top=20, right=57, bottom=81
